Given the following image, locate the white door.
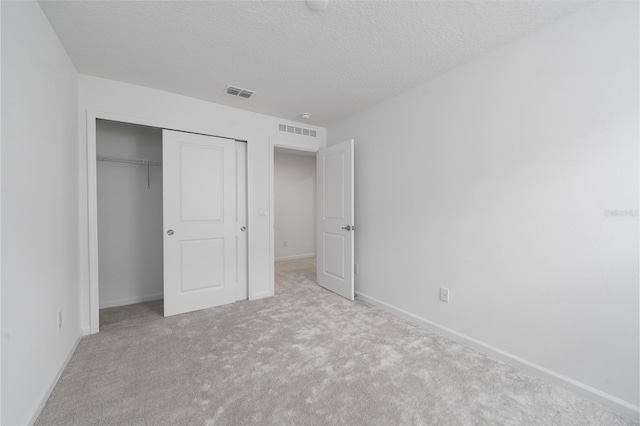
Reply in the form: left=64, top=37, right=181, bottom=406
left=235, top=142, right=248, bottom=301
left=317, top=139, right=354, bottom=300
left=163, top=130, right=237, bottom=316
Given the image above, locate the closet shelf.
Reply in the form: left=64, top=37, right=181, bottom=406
left=97, top=155, right=162, bottom=167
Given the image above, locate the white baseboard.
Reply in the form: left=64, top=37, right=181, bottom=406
left=275, top=253, right=316, bottom=261
left=355, top=291, right=640, bottom=421
left=29, top=333, right=82, bottom=425
left=99, top=292, right=163, bottom=309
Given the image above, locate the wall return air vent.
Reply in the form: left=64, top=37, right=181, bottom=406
left=225, top=85, right=255, bottom=99
left=278, top=123, right=317, bottom=138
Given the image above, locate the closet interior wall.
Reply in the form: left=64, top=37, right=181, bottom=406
left=96, top=120, right=164, bottom=308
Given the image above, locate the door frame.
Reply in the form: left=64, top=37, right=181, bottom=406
left=87, top=110, right=255, bottom=333
left=269, top=141, right=320, bottom=293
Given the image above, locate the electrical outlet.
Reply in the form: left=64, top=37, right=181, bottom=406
left=57, top=311, right=63, bottom=330
left=283, top=241, right=287, bottom=247
left=439, top=288, right=450, bottom=303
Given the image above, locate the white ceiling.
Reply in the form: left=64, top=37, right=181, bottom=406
left=39, top=0, right=593, bottom=127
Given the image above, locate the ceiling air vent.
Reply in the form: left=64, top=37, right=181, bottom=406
left=225, top=85, right=255, bottom=99
left=278, top=123, right=317, bottom=138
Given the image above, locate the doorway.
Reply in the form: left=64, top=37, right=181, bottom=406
left=271, top=140, right=355, bottom=300
left=273, top=147, right=317, bottom=290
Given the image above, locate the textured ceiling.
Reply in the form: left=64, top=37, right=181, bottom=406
left=39, top=0, right=593, bottom=126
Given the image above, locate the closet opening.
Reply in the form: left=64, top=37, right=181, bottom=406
left=96, top=120, right=164, bottom=327
left=273, top=146, right=317, bottom=290
left=95, top=120, right=249, bottom=329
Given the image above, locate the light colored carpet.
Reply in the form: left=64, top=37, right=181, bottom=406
left=36, top=257, right=635, bottom=425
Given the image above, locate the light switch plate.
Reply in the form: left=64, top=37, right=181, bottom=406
left=440, top=288, right=450, bottom=303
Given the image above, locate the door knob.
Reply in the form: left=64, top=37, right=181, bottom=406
left=341, top=225, right=353, bottom=231
left=167, top=229, right=174, bottom=236
left=240, top=226, right=247, bottom=232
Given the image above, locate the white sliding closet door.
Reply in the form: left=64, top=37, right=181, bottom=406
left=235, top=142, right=248, bottom=301
left=162, top=130, right=237, bottom=316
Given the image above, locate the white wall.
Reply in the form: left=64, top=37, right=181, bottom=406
left=328, top=1, right=639, bottom=416
left=78, top=75, right=326, bottom=331
left=1, top=2, right=81, bottom=424
left=274, top=150, right=316, bottom=260
left=96, top=121, right=163, bottom=308
left=0, top=2, right=4, bottom=421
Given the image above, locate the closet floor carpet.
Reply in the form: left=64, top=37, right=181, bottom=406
left=36, top=257, right=634, bottom=425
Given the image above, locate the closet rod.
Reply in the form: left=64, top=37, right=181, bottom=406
left=97, top=155, right=162, bottom=189
left=96, top=155, right=162, bottom=167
